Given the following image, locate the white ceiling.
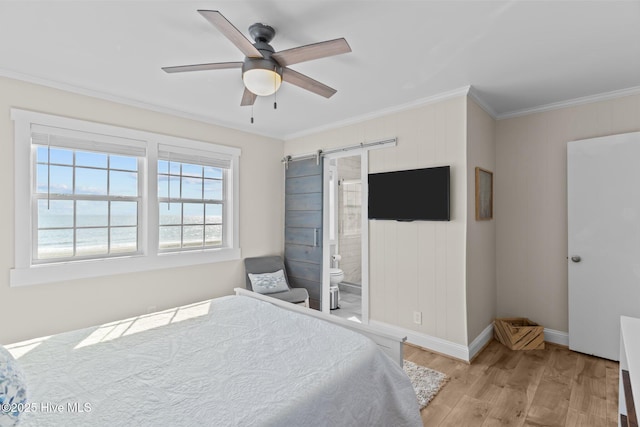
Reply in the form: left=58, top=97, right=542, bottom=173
left=1, top=1, right=639, bottom=140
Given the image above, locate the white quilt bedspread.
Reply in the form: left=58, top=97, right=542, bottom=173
left=11, top=295, right=421, bottom=426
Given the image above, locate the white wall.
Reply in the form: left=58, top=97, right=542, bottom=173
left=0, top=77, right=284, bottom=344
left=466, top=98, right=496, bottom=343
left=496, top=93, right=640, bottom=333
left=285, top=96, right=469, bottom=346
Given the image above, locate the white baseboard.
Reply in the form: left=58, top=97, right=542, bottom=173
left=544, top=328, right=569, bottom=346
left=365, top=321, right=569, bottom=362
left=468, top=323, right=494, bottom=360
left=368, top=320, right=471, bottom=362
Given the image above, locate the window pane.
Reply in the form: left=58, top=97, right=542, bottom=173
left=110, top=170, right=138, bottom=197
left=38, top=165, right=73, bottom=195
left=182, top=163, right=202, bottom=178
left=77, top=200, right=108, bottom=227
left=76, top=167, right=107, bottom=195
left=204, top=167, right=223, bottom=179
left=205, top=204, right=222, bottom=224
left=38, top=200, right=73, bottom=228
left=168, top=176, right=180, bottom=198
left=159, top=225, right=181, bottom=249
left=169, top=162, right=180, bottom=175
left=76, top=228, right=108, bottom=256
left=110, top=227, right=137, bottom=254
left=50, top=148, right=74, bottom=165
left=184, top=203, right=203, bottom=225
left=203, top=179, right=223, bottom=200
left=158, top=160, right=169, bottom=174
left=159, top=203, right=181, bottom=225
left=157, top=174, right=181, bottom=198
left=37, top=147, right=73, bottom=165
left=76, top=151, right=108, bottom=168
left=36, top=146, right=48, bottom=163
left=183, top=225, right=204, bottom=248
left=38, top=229, right=73, bottom=259
left=182, top=176, right=203, bottom=199
left=157, top=174, right=168, bottom=198
left=111, top=202, right=137, bottom=226
left=205, top=225, right=222, bottom=246
left=110, top=155, right=137, bottom=171
left=36, top=164, right=49, bottom=194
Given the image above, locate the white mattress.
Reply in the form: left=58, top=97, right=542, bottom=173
left=11, top=295, right=421, bottom=426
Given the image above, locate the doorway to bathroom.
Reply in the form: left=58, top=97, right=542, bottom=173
left=323, top=152, right=366, bottom=324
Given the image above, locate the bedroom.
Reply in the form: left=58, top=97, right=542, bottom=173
left=1, top=1, right=639, bottom=426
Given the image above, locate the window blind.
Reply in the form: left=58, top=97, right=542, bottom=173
left=158, top=143, right=232, bottom=169
left=31, top=124, right=147, bottom=157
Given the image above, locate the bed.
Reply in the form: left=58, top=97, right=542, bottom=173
left=2, top=290, right=421, bottom=426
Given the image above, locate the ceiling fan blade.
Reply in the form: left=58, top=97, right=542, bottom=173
left=240, top=88, right=257, bottom=106
left=162, top=62, right=243, bottom=73
left=272, top=38, right=351, bottom=67
left=197, top=10, right=263, bottom=59
left=282, top=68, right=337, bottom=98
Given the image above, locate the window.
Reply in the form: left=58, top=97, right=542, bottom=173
left=12, top=109, right=240, bottom=286
left=156, top=143, right=231, bottom=252
left=33, top=131, right=143, bottom=263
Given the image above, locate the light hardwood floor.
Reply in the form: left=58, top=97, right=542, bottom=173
left=404, top=340, right=619, bottom=427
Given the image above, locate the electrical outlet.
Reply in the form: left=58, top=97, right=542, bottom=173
left=413, top=311, right=422, bottom=325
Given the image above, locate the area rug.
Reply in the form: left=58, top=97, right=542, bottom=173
left=403, top=360, right=448, bottom=409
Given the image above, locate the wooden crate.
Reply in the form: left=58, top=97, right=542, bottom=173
left=494, top=318, right=545, bottom=350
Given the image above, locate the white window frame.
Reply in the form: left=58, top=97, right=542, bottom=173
left=11, top=109, right=241, bottom=287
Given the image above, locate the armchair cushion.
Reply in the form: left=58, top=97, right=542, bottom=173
left=248, top=269, right=289, bottom=294
left=244, top=256, right=290, bottom=291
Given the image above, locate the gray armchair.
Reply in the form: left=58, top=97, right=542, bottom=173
left=244, top=256, right=310, bottom=307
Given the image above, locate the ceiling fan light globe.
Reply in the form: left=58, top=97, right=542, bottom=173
left=243, top=69, right=282, bottom=96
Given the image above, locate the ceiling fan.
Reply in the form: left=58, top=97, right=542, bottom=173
left=162, top=10, right=352, bottom=107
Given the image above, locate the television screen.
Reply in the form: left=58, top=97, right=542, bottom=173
left=368, top=166, right=450, bottom=221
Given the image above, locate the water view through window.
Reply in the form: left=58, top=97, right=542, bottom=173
left=35, top=148, right=224, bottom=261
left=157, top=159, right=224, bottom=250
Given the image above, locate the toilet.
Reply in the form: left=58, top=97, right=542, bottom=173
left=329, top=268, right=344, bottom=310
left=329, top=268, right=344, bottom=285
left=329, top=254, right=344, bottom=310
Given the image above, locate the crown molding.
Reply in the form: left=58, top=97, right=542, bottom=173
left=467, top=86, right=498, bottom=119
left=0, top=68, right=282, bottom=140
left=497, top=85, right=640, bottom=120
left=284, top=85, right=472, bottom=141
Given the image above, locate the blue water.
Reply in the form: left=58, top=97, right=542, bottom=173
left=37, top=213, right=222, bottom=259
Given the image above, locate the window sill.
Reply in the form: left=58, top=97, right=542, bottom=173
left=10, top=247, right=241, bottom=287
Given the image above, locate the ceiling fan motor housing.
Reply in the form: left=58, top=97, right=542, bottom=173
left=241, top=42, right=283, bottom=78
left=242, top=24, right=283, bottom=79
left=242, top=24, right=283, bottom=96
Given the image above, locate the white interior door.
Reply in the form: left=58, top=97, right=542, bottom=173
left=568, top=131, right=640, bottom=361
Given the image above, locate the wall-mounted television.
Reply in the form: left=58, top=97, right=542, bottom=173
left=368, top=166, right=450, bottom=221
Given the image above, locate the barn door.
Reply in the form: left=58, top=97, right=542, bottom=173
left=284, top=157, right=323, bottom=310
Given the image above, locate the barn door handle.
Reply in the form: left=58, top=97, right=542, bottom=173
left=313, top=228, right=318, bottom=247
left=571, top=256, right=581, bottom=263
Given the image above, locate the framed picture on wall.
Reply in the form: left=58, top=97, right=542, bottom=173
left=475, top=167, right=493, bottom=220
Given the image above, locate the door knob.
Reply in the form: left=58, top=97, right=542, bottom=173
left=571, top=256, right=581, bottom=263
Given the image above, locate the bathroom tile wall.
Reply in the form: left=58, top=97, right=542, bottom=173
left=338, top=156, right=361, bottom=285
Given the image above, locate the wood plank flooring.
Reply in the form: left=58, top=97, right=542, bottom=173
left=404, top=340, right=619, bottom=426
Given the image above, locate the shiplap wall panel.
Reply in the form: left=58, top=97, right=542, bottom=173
left=418, top=222, right=437, bottom=337
left=396, top=222, right=419, bottom=330
left=285, top=95, right=469, bottom=345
